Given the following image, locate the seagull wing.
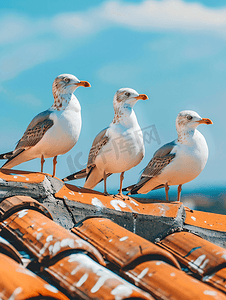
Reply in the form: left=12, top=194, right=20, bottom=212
left=15, top=109, right=54, bottom=150
left=141, top=140, right=177, bottom=179
left=1, top=110, right=54, bottom=167
left=62, top=127, right=111, bottom=183
left=83, top=127, right=112, bottom=189
left=128, top=140, right=177, bottom=194
left=87, top=127, right=109, bottom=170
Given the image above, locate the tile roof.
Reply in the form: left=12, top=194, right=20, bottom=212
left=0, top=169, right=226, bottom=299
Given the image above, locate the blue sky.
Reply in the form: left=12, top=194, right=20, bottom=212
left=0, top=0, right=225, bottom=195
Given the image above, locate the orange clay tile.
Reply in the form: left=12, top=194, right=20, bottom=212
left=0, top=253, right=69, bottom=300
left=0, top=195, right=52, bottom=220
left=72, top=218, right=226, bottom=300
left=123, top=260, right=226, bottom=300
left=56, top=184, right=182, bottom=217
left=45, top=252, right=154, bottom=300
left=0, top=236, right=22, bottom=264
left=158, top=231, right=226, bottom=276
left=1, top=209, right=104, bottom=265
left=0, top=168, right=46, bottom=183
left=185, top=208, right=226, bottom=232
left=203, top=268, right=226, bottom=294
left=72, top=217, right=180, bottom=269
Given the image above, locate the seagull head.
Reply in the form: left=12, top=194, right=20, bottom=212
left=52, top=74, right=91, bottom=97
left=176, top=110, right=213, bottom=133
left=113, top=88, right=148, bottom=111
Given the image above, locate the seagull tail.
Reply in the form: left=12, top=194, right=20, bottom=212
left=0, top=151, right=14, bottom=160
left=127, top=177, right=152, bottom=195
left=62, top=168, right=87, bottom=182
left=84, top=166, right=103, bottom=189
left=1, top=149, right=26, bottom=169
left=122, top=184, right=135, bottom=193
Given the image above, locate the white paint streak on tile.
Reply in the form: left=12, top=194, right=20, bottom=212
left=16, top=268, right=36, bottom=277
left=71, top=265, right=81, bottom=275
left=8, top=287, right=22, bottom=300
left=130, top=199, right=139, bottom=206
left=203, top=290, right=217, bottom=296
left=46, top=235, right=53, bottom=242
left=111, top=284, right=133, bottom=300
left=119, top=236, right=128, bottom=242
left=52, top=241, right=61, bottom=255
left=44, top=284, right=59, bottom=293
left=91, top=273, right=113, bottom=293
left=37, top=228, right=43, bottom=231
left=191, top=216, right=196, bottom=221
left=110, top=200, right=127, bottom=211
left=92, top=197, right=105, bottom=208
left=137, top=267, right=149, bottom=279
left=17, top=209, right=28, bottom=218
left=76, top=273, right=89, bottom=287
left=188, top=254, right=207, bottom=273
left=36, top=232, right=43, bottom=241
left=60, top=238, right=75, bottom=248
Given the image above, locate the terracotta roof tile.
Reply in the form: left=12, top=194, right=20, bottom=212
left=1, top=171, right=226, bottom=299
left=158, top=231, right=226, bottom=293
left=0, top=195, right=53, bottom=220
left=124, top=260, right=226, bottom=300
left=0, top=168, right=46, bottom=183
left=1, top=209, right=104, bottom=265
left=185, top=209, right=226, bottom=232
left=72, top=217, right=226, bottom=300
left=0, top=253, right=69, bottom=300
left=158, top=231, right=226, bottom=276
left=0, top=236, right=22, bottom=264
left=72, top=217, right=180, bottom=269
left=45, top=253, right=154, bottom=300
left=203, top=268, right=226, bottom=294
left=56, top=183, right=183, bottom=217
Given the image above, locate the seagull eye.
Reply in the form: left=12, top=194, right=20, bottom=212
left=64, top=78, right=70, bottom=83
left=187, top=115, right=193, bottom=120
left=125, top=92, right=130, bottom=97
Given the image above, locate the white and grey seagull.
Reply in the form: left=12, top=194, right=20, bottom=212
left=124, top=110, right=212, bottom=201
left=0, top=74, right=91, bottom=177
left=63, top=88, right=148, bottom=199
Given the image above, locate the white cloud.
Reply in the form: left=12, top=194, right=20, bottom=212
left=102, top=0, right=226, bottom=33
left=0, top=0, right=226, bottom=82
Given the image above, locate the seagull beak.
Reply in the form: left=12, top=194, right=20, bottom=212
left=197, top=118, right=213, bottom=125
left=76, top=81, right=91, bottom=88
left=135, top=94, right=148, bottom=101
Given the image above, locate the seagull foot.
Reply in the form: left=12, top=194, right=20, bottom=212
left=103, top=191, right=112, bottom=196
left=113, top=193, right=130, bottom=201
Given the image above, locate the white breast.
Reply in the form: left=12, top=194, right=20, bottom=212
left=160, top=130, right=209, bottom=185
left=96, top=115, right=145, bottom=174
left=31, top=99, right=82, bottom=158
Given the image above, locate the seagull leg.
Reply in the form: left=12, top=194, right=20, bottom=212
left=177, top=184, right=182, bottom=202
left=165, top=183, right=169, bottom=201
left=41, top=155, right=45, bottom=173
left=52, top=156, right=57, bottom=177
left=103, top=171, right=110, bottom=196
left=114, top=172, right=129, bottom=200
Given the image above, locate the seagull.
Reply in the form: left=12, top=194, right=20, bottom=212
left=63, top=88, right=148, bottom=199
left=0, top=74, right=91, bottom=177
left=124, top=110, right=212, bottom=201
